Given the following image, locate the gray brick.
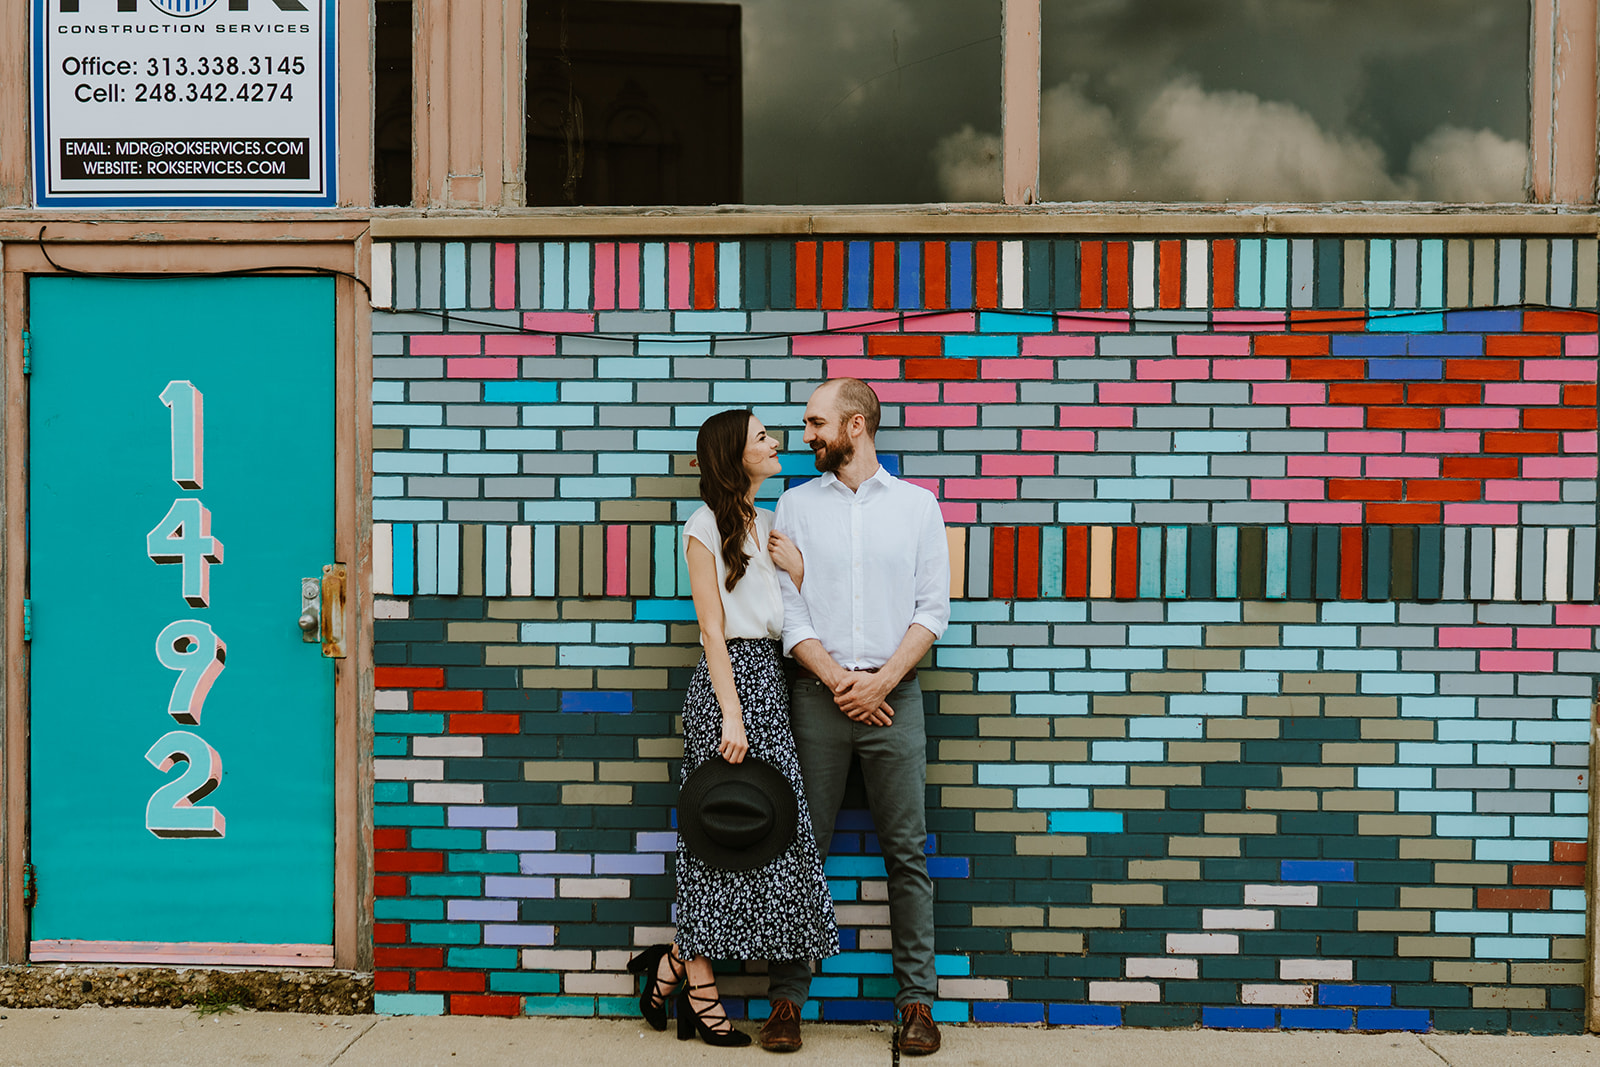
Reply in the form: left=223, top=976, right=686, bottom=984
left=982, top=405, right=1058, bottom=427
left=597, top=311, right=672, bottom=332
left=1135, top=503, right=1210, bottom=524
left=560, top=337, right=636, bottom=355
left=1098, top=336, right=1175, bottom=356
left=1474, top=791, right=1551, bottom=814
left=1055, top=359, right=1130, bottom=381
left=674, top=358, right=739, bottom=378
left=1515, top=768, right=1585, bottom=790
left=1053, top=624, right=1128, bottom=645
left=1214, top=407, right=1290, bottom=429
left=1021, top=478, right=1094, bottom=498
left=1176, top=479, right=1249, bottom=499
left=1478, top=697, right=1554, bottom=719
left=522, top=358, right=595, bottom=378
left=1398, top=603, right=1476, bottom=624
left=1248, top=431, right=1325, bottom=452
left=1056, top=456, right=1132, bottom=477
left=562, top=431, right=636, bottom=450
left=374, top=357, right=444, bottom=379
left=484, top=477, right=556, bottom=498
left=373, top=335, right=405, bottom=355
left=1133, top=311, right=1208, bottom=333
left=1211, top=455, right=1286, bottom=477
left=408, top=476, right=481, bottom=498
left=902, top=455, right=976, bottom=476
left=448, top=311, right=520, bottom=330
left=750, top=311, right=826, bottom=333
left=1211, top=501, right=1284, bottom=524
left=1516, top=674, right=1591, bottom=696
left=448, top=500, right=521, bottom=522
left=1553, top=744, right=1587, bottom=766
left=1477, top=605, right=1553, bottom=625
left=602, top=406, right=671, bottom=427
left=1361, top=626, right=1437, bottom=648
left=1020, top=382, right=1095, bottom=404
left=1561, top=481, right=1597, bottom=502
left=644, top=382, right=711, bottom=403
left=1521, top=504, right=1597, bottom=525
left=749, top=357, right=824, bottom=380
left=1556, top=651, right=1600, bottom=672
left=374, top=311, right=448, bottom=333
left=411, top=382, right=482, bottom=403
left=943, top=430, right=1019, bottom=450
left=876, top=430, right=940, bottom=452
left=521, top=455, right=595, bottom=475
left=1177, top=383, right=1251, bottom=405
left=1097, top=431, right=1172, bottom=453
left=980, top=503, right=1058, bottom=523
left=714, top=338, right=789, bottom=356
left=448, top=405, right=520, bottom=427
left=1401, top=650, right=1477, bottom=672
left=1436, top=768, right=1510, bottom=790
left=976, top=624, right=1050, bottom=645
left=1440, top=673, right=1514, bottom=695
left=1091, top=603, right=1166, bottom=623
left=1137, top=408, right=1213, bottom=429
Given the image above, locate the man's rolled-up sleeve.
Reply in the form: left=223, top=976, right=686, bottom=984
left=910, top=494, right=951, bottom=639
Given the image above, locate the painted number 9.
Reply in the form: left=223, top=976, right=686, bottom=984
left=155, top=620, right=226, bottom=725
left=144, top=730, right=225, bottom=839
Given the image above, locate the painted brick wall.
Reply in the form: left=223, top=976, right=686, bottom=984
left=365, top=235, right=1597, bottom=1034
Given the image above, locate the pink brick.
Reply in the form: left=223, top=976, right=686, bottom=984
left=1439, top=627, right=1513, bottom=649
left=1137, top=358, right=1210, bottom=381
left=410, top=334, right=483, bottom=356
left=1443, top=503, right=1519, bottom=523
left=946, top=383, right=1017, bottom=403
left=1365, top=456, right=1439, bottom=478
left=1485, top=479, right=1559, bottom=501
left=447, top=357, right=519, bottom=379
left=1291, top=407, right=1364, bottom=428
left=605, top=524, right=627, bottom=595
left=906, top=312, right=976, bottom=333
left=1555, top=604, right=1600, bottom=625
left=617, top=243, right=641, bottom=310
left=486, top=334, right=557, bottom=356
left=1213, top=311, right=1287, bottom=332
left=983, top=357, right=1058, bottom=377
left=1516, top=628, right=1593, bottom=650
left=871, top=382, right=941, bottom=403
left=943, top=478, right=1018, bottom=500
left=1445, top=407, right=1519, bottom=429
left=1060, top=406, right=1134, bottom=428
left=1525, top=359, right=1598, bottom=381
left=941, top=501, right=977, bottom=523
left=593, top=243, right=616, bottom=312
left=494, top=243, right=516, bottom=310
left=1289, top=455, right=1361, bottom=477
left=522, top=311, right=596, bottom=333
left=1214, top=358, right=1288, bottom=381
left=1288, top=502, right=1362, bottom=523
left=827, top=311, right=896, bottom=333
left=1176, top=336, right=1251, bottom=356
left=1254, top=383, right=1325, bottom=404
left=1405, top=432, right=1480, bottom=454
left=1480, top=650, right=1553, bottom=673
left=823, top=356, right=898, bottom=376
left=1100, top=382, right=1172, bottom=404
left=1566, top=334, right=1599, bottom=356
left=792, top=335, right=863, bottom=356
left=1020, top=336, right=1095, bottom=356
left=669, top=243, right=691, bottom=308
left=1524, top=456, right=1598, bottom=478
left=983, top=454, right=1055, bottom=476
left=906, top=405, right=977, bottom=427
left=1057, top=311, right=1130, bottom=333
left=1022, top=429, right=1095, bottom=452
left=1562, top=431, right=1598, bottom=453
left=1483, top=383, right=1561, bottom=405
left=904, top=477, right=941, bottom=496
left=1328, top=431, right=1403, bottom=454
left=1251, top=479, right=1326, bottom=500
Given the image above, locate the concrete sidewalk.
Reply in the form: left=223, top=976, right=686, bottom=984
left=0, top=1008, right=1595, bottom=1067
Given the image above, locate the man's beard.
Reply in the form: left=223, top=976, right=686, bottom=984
left=813, top=434, right=853, bottom=473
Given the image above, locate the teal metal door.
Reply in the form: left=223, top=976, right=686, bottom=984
left=27, top=276, right=337, bottom=965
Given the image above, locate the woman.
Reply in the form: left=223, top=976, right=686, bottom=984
left=627, top=408, right=839, bottom=1047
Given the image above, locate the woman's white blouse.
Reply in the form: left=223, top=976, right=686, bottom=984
left=682, top=505, right=785, bottom=642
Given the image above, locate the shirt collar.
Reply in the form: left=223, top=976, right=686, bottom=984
left=819, top=465, right=890, bottom=495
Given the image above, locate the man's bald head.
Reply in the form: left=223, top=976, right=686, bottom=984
left=820, top=377, right=881, bottom=438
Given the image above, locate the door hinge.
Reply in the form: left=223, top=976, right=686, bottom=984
left=22, top=863, right=36, bottom=908
left=21, top=331, right=31, bottom=375
left=21, top=599, right=30, bottom=641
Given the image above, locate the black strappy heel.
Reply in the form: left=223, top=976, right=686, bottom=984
left=675, top=979, right=753, bottom=1047
left=625, top=943, right=685, bottom=1031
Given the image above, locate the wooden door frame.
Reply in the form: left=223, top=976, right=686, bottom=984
left=0, top=221, right=373, bottom=970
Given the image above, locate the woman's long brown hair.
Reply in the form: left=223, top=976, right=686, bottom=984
left=696, top=408, right=757, bottom=592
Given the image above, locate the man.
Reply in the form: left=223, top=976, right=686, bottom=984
left=762, top=378, right=951, bottom=1056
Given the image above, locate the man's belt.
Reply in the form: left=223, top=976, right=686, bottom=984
left=794, top=663, right=918, bottom=683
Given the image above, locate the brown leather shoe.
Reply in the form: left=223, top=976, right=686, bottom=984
left=897, top=1002, right=940, bottom=1056
left=759, top=998, right=803, bottom=1052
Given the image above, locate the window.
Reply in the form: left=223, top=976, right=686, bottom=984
left=374, top=0, right=414, bottom=207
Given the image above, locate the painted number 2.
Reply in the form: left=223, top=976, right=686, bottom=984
left=145, top=731, right=225, bottom=839
left=155, top=620, right=226, bottom=725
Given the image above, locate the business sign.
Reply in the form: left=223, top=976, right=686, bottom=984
left=31, top=0, right=336, bottom=207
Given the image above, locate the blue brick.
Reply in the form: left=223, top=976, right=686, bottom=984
left=1244, top=649, right=1320, bottom=671
left=932, top=1001, right=970, bottom=1024
left=1165, top=602, right=1242, bottom=623
left=1281, top=860, right=1354, bottom=882
left=1054, top=672, right=1130, bottom=693
left=1129, top=718, right=1203, bottom=739
left=560, top=691, right=632, bottom=713
left=1281, top=1008, right=1353, bottom=1030
left=598, top=357, right=670, bottom=378
left=1323, top=650, right=1397, bottom=671
left=1054, top=764, right=1128, bottom=785
left=1367, top=359, right=1442, bottom=380
left=1445, top=309, right=1520, bottom=331
left=1399, top=790, right=1471, bottom=813
left=520, top=622, right=593, bottom=641
left=935, top=954, right=971, bottom=977
left=1437, top=721, right=1514, bottom=742
left=1398, top=743, right=1475, bottom=765
left=974, top=1001, right=1044, bottom=1024
left=635, top=599, right=697, bottom=621
left=1368, top=312, right=1443, bottom=333
left=1436, top=815, right=1510, bottom=838
left=1516, top=721, right=1589, bottom=744
left=1331, top=335, right=1406, bottom=356
left=947, top=334, right=1020, bottom=356
left=1203, top=672, right=1280, bottom=693
left=1436, top=911, right=1509, bottom=934
left=1058, top=502, right=1134, bottom=523
left=950, top=601, right=1012, bottom=622
left=1476, top=840, right=1547, bottom=863
left=1360, top=672, right=1434, bottom=695
left=1048, top=812, right=1124, bottom=834
left=673, top=311, right=748, bottom=332
left=1407, top=334, right=1482, bottom=356
left=939, top=648, right=1011, bottom=670
left=979, top=765, right=1053, bottom=786
left=820, top=951, right=893, bottom=975
left=826, top=1000, right=895, bottom=1022
left=594, top=622, right=667, bottom=643
left=1355, top=1008, right=1430, bottom=1032
left=1050, top=1003, right=1122, bottom=1026
left=1514, top=815, right=1588, bottom=839
left=978, top=671, right=1053, bottom=692
left=375, top=993, right=445, bottom=1016
left=484, top=382, right=559, bottom=403
left=1473, top=937, right=1549, bottom=960
left=1401, top=697, right=1475, bottom=719
left=977, top=312, right=1054, bottom=333
left=809, top=977, right=860, bottom=998
left=1319, top=985, right=1392, bottom=1007
left=927, top=857, right=971, bottom=878
left=1203, top=1007, right=1277, bottom=1029
left=1089, top=648, right=1165, bottom=670
left=1282, top=626, right=1358, bottom=647
left=1357, top=768, right=1432, bottom=789
left=825, top=856, right=887, bottom=878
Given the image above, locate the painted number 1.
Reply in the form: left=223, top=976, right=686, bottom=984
left=159, top=380, right=203, bottom=490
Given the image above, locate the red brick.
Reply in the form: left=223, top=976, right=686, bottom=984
left=1367, top=502, right=1440, bottom=524
left=1553, top=841, right=1588, bottom=863
left=1403, top=480, right=1481, bottom=502
left=450, top=713, right=521, bottom=735
left=1410, top=383, right=1481, bottom=405
left=1442, top=456, right=1518, bottom=479
left=1525, top=310, right=1599, bottom=333
left=1486, top=334, right=1561, bottom=357
left=1511, top=864, right=1584, bottom=886
left=375, top=827, right=409, bottom=851
left=1289, top=310, right=1366, bottom=333
left=375, top=667, right=446, bottom=689
left=1526, top=407, right=1598, bottom=430
left=376, top=851, right=444, bottom=873
left=375, top=923, right=409, bottom=944
left=904, top=358, right=979, bottom=380
left=867, top=335, right=939, bottom=357
left=1369, top=407, right=1440, bottom=430
left=417, top=971, right=487, bottom=993
left=450, top=994, right=523, bottom=1017
left=1446, top=359, right=1520, bottom=381
left=1329, top=479, right=1402, bottom=501
left=1562, top=383, right=1597, bottom=406
left=1291, top=359, right=1365, bottom=380
left=374, top=971, right=413, bottom=992
left=1328, top=382, right=1403, bottom=405
left=375, top=875, right=409, bottom=897
left=1477, top=888, right=1551, bottom=910
left=1256, top=334, right=1330, bottom=355
left=376, top=946, right=446, bottom=969
left=414, top=690, right=484, bottom=712
left=1484, top=431, right=1560, bottom=454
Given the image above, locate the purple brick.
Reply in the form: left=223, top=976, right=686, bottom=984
left=635, top=831, right=677, bottom=853
left=447, top=899, right=519, bottom=922
left=449, top=806, right=519, bottom=828
left=483, top=876, right=555, bottom=898
left=486, top=830, right=557, bottom=851
left=595, top=853, right=666, bottom=875
left=484, top=924, right=556, bottom=945
left=520, top=853, right=591, bottom=875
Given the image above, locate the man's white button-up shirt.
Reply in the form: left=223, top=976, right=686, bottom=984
left=776, top=466, right=950, bottom=669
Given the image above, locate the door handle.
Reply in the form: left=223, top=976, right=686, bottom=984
left=298, top=567, right=347, bottom=659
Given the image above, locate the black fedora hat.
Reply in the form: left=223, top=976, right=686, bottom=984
left=677, top=756, right=798, bottom=871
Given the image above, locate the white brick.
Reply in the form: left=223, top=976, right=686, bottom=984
left=374, top=758, right=442, bottom=781
left=1245, top=884, right=1318, bottom=907
left=375, top=599, right=410, bottom=619
left=521, top=949, right=592, bottom=970
left=413, top=782, right=483, bottom=804
left=1088, top=981, right=1160, bottom=1003
left=558, top=878, right=631, bottom=899
left=1166, top=933, right=1239, bottom=955
left=564, top=973, right=633, bottom=995
left=1126, top=957, right=1197, bottom=979
left=937, top=978, right=1009, bottom=1000
left=375, top=690, right=409, bottom=710
left=1281, top=959, right=1353, bottom=981
left=414, top=736, right=484, bottom=758
left=860, top=881, right=889, bottom=902
left=859, top=929, right=892, bottom=950
left=834, top=905, right=891, bottom=927
left=1203, top=909, right=1275, bottom=930
left=630, top=927, right=676, bottom=947
left=1242, top=984, right=1315, bottom=1006
left=593, top=950, right=634, bottom=972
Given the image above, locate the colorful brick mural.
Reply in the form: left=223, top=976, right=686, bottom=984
left=366, top=236, right=1596, bottom=1033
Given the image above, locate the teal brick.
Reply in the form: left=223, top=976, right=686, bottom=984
left=376, top=898, right=445, bottom=921
left=376, top=804, right=445, bottom=827
left=374, top=736, right=408, bottom=756
left=411, top=829, right=484, bottom=850
left=409, top=874, right=482, bottom=896
left=449, top=853, right=520, bottom=873
left=376, top=713, right=446, bottom=734
left=820, top=952, right=894, bottom=975
left=524, top=995, right=597, bottom=1016
left=376, top=993, right=445, bottom=1016
left=449, top=947, right=522, bottom=969
left=374, top=783, right=409, bottom=804
left=410, top=923, right=481, bottom=945
left=492, top=972, right=561, bottom=994
left=596, top=996, right=640, bottom=1017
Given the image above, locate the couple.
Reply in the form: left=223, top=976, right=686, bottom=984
left=627, top=378, right=951, bottom=1055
